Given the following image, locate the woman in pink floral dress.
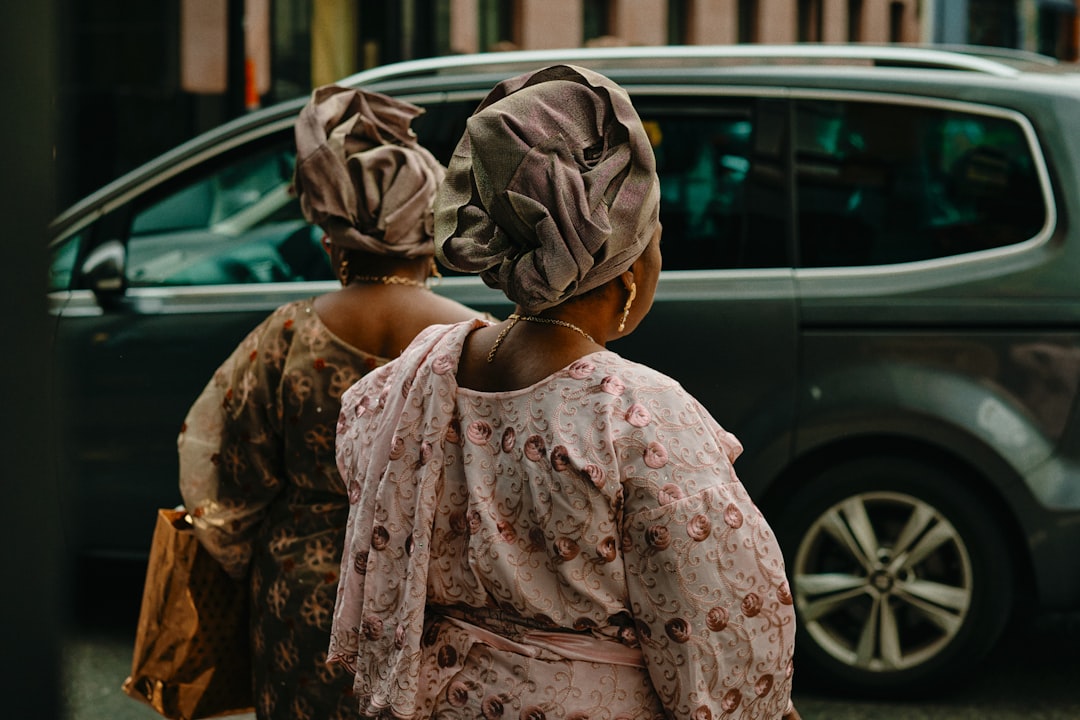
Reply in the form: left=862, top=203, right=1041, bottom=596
left=329, top=66, right=800, bottom=719
left=178, top=86, right=484, bottom=720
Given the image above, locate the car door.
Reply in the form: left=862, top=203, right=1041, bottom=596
left=608, top=92, right=800, bottom=497
left=51, top=127, right=337, bottom=558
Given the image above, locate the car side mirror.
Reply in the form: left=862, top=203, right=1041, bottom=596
left=81, top=239, right=126, bottom=297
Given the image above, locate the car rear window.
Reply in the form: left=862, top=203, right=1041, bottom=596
left=794, top=98, right=1046, bottom=267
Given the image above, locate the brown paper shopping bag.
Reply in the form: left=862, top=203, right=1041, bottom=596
left=122, top=508, right=253, bottom=719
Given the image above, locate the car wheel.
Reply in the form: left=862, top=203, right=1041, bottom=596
left=773, top=455, right=1013, bottom=697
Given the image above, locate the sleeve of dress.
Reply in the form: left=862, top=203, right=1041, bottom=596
left=618, top=384, right=796, bottom=719
left=178, top=310, right=287, bottom=579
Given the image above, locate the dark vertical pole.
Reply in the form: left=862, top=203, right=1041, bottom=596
left=0, top=0, right=61, bottom=718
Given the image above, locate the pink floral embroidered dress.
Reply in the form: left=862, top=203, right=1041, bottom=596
left=179, top=298, right=387, bottom=720
left=329, top=319, right=796, bottom=719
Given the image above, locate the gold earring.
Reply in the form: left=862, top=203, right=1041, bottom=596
left=338, top=257, right=351, bottom=285
left=618, top=281, right=637, bottom=332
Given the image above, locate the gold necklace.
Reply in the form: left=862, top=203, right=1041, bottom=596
left=350, top=274, right=429, bottom=290
left=487, top=313, right=596, bottom=363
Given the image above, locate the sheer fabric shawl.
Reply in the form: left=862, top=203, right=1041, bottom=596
left=328, top=320, right=488, bottom=717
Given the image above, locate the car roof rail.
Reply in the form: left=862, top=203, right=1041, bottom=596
left=905, top=43, right=1059, bottom=67
left=338, top=43, right=1027, bottom=87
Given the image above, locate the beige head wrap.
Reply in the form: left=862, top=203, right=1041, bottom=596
left=435, top=65, right=660, bottom=310
left=293, top=85, right=446, bottom=258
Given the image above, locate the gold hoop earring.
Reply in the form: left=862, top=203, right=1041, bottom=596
left=338, top=257, right=351, bottom=285
left=429, top=257, right=443, bottom=286
left=618, top=281, right=637, bottom=332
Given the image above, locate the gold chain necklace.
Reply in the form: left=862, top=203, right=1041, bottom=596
left=487, top=313, right=596, bottom=363
left=351, top=274, right=429, bottom=290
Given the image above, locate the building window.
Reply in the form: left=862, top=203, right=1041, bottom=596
left=584, top=0, right=612, bottom=44
left=888, top=1, right=904, bottom=43
left=799, top=0, right=824, bottom=42
left=271, top=0, right=312, bottom=101
left=847, top=0, right=863, bottom=41
left=968, top=0, right=1017, bottom=49
left=429, top=0, right=452, bottom=56
left=479, top=0, right=518, bottom=51
left=398, top=0, right=447, bottom=59
left=1038, top=4, right=1079, bottom=60
left=738, top=0, right=758, bottom=43
left=668, top=0, right=689, bottom=44
left=359, top=1, right=389, bottom=68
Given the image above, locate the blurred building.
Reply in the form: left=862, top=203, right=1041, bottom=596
left=56, top=0, right=1078, bottom=209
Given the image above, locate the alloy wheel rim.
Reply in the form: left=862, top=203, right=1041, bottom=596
left=793, top=490, right=973, bottom=673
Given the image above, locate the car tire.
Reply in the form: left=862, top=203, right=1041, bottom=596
left=772, top=454, right=1013, bottom=698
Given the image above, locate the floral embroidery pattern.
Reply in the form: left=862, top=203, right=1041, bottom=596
left=329, top=321, right=795, bottom=719
left=179, top=299, right=385, bottom=720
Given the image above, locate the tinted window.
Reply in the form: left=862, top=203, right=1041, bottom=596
left=48, top=230, right=83, bottom=292
left=126, top=135, right=330, bottom=287
left=795, top=99, right=1046, bottom=267
left=411, top=98, right=479, bottom=165
left=415, top=96, right=792, bottom=272
left=637, top=98, right=789, bottom=270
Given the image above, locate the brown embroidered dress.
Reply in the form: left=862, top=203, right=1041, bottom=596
left=180, top=298, right=386, bottom=720
left=329, top=320, right=796, bottom=719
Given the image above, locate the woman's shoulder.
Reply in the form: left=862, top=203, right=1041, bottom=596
left=223, top=300, right=308, bottom=360
left=596, top=353, right=744, bottom=465
left=425, top=292, right=493, bottom=323
left=576, top=351, right=688, bottom=398
left=258, top=298, right=341, bottom=349
left=578, top=353, right=737, bottom=451
left=258, top=297, right=316, bottom=333
left=416, top=317, right=490, bottom=361
left=341, top=318, right=485, bottom=402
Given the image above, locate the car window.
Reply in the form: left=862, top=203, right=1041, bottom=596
left=635, top=97, right=789, bottom=270
left=795, top=99, right=1046, bottom=267
left=126, top=135, right=330, bottom=287
left=411, top=98, right=478, bottom=166
left=414, top=95, right=792, bottom=272
left=48, top=229, right=83, bottom=292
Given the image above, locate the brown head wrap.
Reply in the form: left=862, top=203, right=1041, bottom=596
left=293, top=85, right=446, bottom=258
left=435, top=65, right=660, bottom=311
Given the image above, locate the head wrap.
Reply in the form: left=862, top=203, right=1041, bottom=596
left=293, top=85, right=446, bottom=258
left=435, top=65, right=660, bottom=311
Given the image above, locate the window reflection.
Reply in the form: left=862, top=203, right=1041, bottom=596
left=126, top=138, right=329, bottom=286
left=795, top=100, right=1046, bottom=267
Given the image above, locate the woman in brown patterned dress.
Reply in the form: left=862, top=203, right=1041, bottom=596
left=329, top=66, right=801, bottom=719
left=178, top=86, right=485, bottom=720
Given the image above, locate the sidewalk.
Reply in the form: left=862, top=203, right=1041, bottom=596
left=62, top=629, right=254, bottom=720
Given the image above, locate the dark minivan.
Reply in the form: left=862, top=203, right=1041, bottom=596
left=48, top=45, right=1080, bottom=696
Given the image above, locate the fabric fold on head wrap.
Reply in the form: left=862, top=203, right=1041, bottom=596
left=435, top=65, right=660, bottom=311
left=293, top=85, right=446, bottom=258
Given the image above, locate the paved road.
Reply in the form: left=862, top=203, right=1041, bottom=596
left=63, top=559, right=1080, bottom=720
